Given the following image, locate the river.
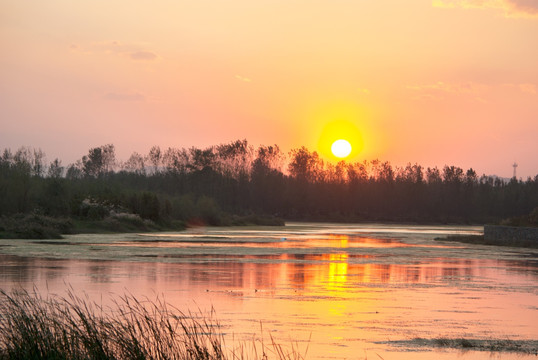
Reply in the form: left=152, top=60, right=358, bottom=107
left=0, top=223, right=536, bottom=359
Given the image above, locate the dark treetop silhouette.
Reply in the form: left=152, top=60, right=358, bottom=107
left=1, top=141, right=537, bottom=238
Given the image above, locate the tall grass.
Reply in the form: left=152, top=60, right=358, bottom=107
left=0, top=289, right=306, bottom=360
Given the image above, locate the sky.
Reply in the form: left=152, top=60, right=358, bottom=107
left=1, top=0, right=537, bottom=178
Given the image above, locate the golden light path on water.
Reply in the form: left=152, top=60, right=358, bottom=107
left=0, top=223, right=537, bottom=359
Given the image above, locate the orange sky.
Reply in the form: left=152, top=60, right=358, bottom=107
left=1, top=0, right=537, bottom=178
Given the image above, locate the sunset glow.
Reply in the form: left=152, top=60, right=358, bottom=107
left=1, top=1, right=537, bottom=177
left=1, top=3, right=537, bottom=358
left=317, top=119, right=364, bottom=161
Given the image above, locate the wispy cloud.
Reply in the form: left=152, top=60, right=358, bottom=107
left=433, top=0, right=538, bottom=17
left=518, top=83, right=537, bottom=94
left=506, top=0, right=538, bottom=15
left=407, top=81, right=478, bottom=95
left=130, top=51, right=157, bottom=61
left=503, top=83, right=537, bottom=94
left=235, top=75, right=252, bottom=83
left=407, top=81, right=536, bottom=101
left=76, top=41, right=159, bottom=61
left=103, top=92, right=145, bottom=102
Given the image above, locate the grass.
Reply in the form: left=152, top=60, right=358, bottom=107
left=0, top=289, right=306, bottom=360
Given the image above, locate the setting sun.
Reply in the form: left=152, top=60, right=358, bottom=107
left=317, top=119, right=364, bottom=161
left=331, top=139, right=352, bottom=158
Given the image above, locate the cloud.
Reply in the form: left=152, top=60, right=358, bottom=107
left=407, top=81, right=537, bottom=102
left=235, top=75, right=252, bottom=82
left=87, top=41, right=159, bottom=61
left=103, top=92, right=145, bottom=102
left=407, top=81, right=478, bottom=94
left=407, top=81, right=486, bottom=102
left=507, top=0, right=538, bottom=15
left=503, top=83, right=538, bottom=94
left=433, top=0, right=538, bottom=17
left=518, top=83, right=537, bottom=94
left=130, top=51, right=157, bottom=61
left=92, top=41, right=125, bottom=53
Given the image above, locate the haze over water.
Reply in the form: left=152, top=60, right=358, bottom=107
left=1, top=223, right=537, bottom=359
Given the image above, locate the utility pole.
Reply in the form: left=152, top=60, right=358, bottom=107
left=513, top=162, right=518, bottom=179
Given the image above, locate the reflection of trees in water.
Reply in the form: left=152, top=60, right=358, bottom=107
left=1, top=254, right=537, bottom=298
left=0, top=255, right=68, bottom=283
left=0, top=255, right=33, bottom=282
left=86, top=262, right=115, bottom=283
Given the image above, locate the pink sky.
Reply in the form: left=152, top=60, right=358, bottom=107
left=1, top=0, right=537, bottom=178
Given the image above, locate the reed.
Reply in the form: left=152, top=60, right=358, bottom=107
left=0, top=289, right=305, bottom=360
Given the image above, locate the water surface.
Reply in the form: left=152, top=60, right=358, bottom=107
left=1, top=223, right=537, bottom=359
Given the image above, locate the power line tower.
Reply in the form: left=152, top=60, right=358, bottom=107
left=513, top=162, right=518, bottom=179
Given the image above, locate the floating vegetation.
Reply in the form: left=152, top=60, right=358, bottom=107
left=383, top=338, right=538, bottom=354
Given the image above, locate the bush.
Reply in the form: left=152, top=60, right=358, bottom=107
left=0, top=214, right=73, bottom=239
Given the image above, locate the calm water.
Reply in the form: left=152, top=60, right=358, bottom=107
left=1, top=223, right=537, bottom=359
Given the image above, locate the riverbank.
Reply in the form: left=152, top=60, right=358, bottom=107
left=434, top=233, right=538, bottom=249
left=0, top=213, right=284, bottom=239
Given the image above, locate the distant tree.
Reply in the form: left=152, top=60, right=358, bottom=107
left=465, top=168, right=478, bottom=186
left=397, top=163, right=423, bottom=184
left=48, top=159, right=64, bottom=178
left=288, top=147, right=323, bottom=182
left=1, top=142, right=536, bottom=225
left=13, top=147, right=32, bottom=173
left=216, top=139, right=253, bottom=179
left=443, top=165, right=464, bottom=183
left=188, top=147, right=216, bottom=172
left=426, top=167, right=442, bottom=184
left=101, top=144, right=116, bottom=173
left=123, top=152, right=146, bottom=175
left=346, top=161, right=368, bottom=184
left=82, top=144, right=116, bottom=177
left=66, top=161, right=83, bottom=180
left=378, top=161, right=394, bottom=183
left=32, top=148, right=46, bottom=177
left=254, top=144, right=284, bottom=172
left=147, top=146, right=161, bottom=174
left=162, top=147, right=188, bottom=173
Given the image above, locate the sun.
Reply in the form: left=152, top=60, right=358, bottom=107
left=331, top=139, right=352, bottom=158
left=317, top=119, right=363, bottom=160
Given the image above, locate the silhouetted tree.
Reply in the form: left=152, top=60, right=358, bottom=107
left=1, top=143, right=537, bottom=224
left=82, top=144, right=115, bottom=177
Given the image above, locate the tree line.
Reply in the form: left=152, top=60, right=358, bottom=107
left=1, top=140, right=537, bottom=227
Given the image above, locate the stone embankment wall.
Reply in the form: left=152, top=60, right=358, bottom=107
left=484, top=225, right=538, bottom=244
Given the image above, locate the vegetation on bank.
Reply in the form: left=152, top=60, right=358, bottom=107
left=0, top=289, right=305, bottom=360
left=386, top=338, right=538, bottom=354
left=434, top=234, right=538, bottom=249
left=0, top=212, right=283, bottom=239
left=434, top=207, right=538, bottom=248
left=1, top=141, right=537, bottom=238
left=499, top=207, right=538, bottom=227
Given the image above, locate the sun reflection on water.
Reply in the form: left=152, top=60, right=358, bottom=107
left=0, top=223, right=536, bottom=360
